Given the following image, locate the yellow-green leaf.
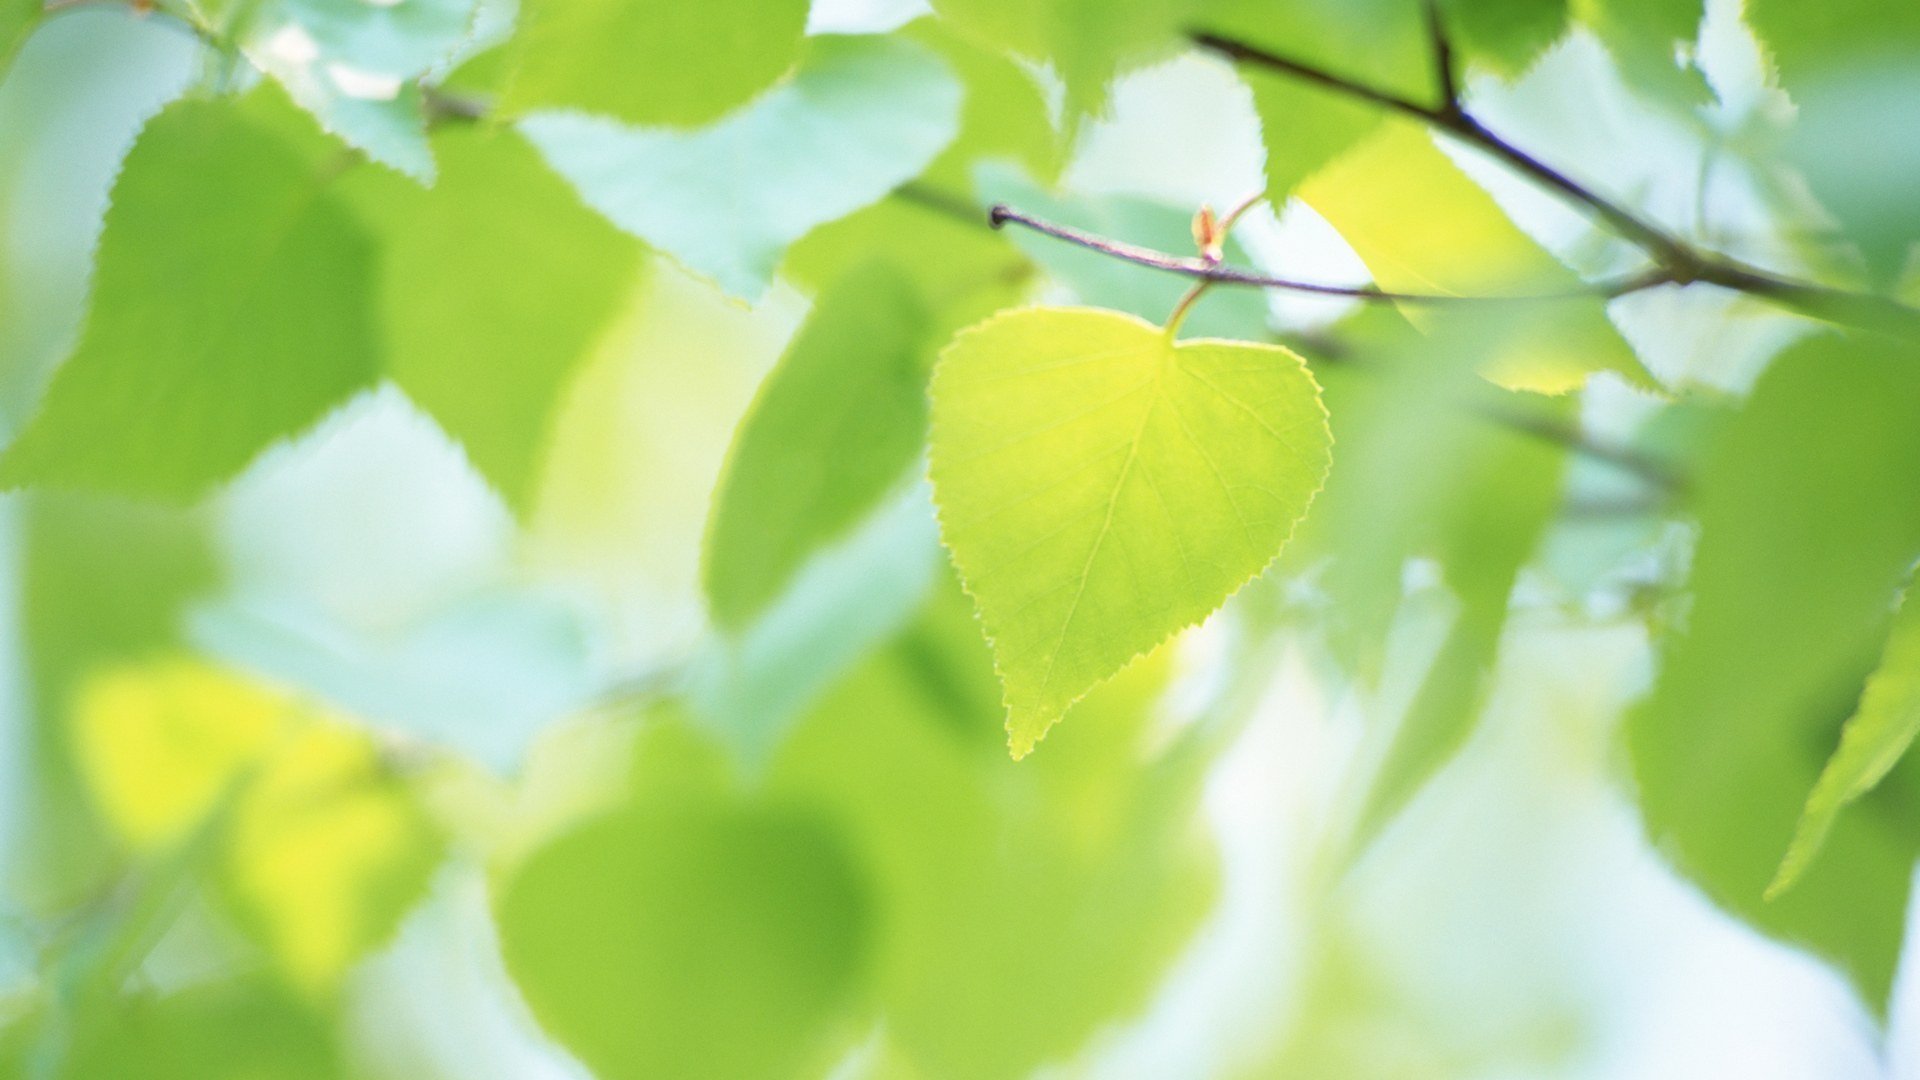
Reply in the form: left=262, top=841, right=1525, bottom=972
left=1770, top=586, right=1920, bottom=900
left=1301, top=121, right=1653, bottom=394
left=929, top=307, right=1331, bottom=756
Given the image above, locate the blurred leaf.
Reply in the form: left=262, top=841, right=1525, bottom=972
left=240, top=0, right=482, bottom=179
left=770, top=580, right=1218, bottom=1078
left=503, top=0, right=808, bottom=127
left=911, top=19, right=1065, bottom=191
left=1582, top=0, right=1711, bottom=109
left=705, top=265, right=933, bottom=630
left=1629, top=331, right=1920, bottom=1009
left=345, top=125, right=640, bottom=511
left=930, top=0, right=1199, bottom=122
left=521, top=35, right=962, bottom=300
left=1775, top=67, right=1920, bottom=289
left=691, top=483, right=943, bottom=764
left=976, top=165, right=1273, bottom=340
left=1437, top=0, right=1569, bottom=77
left=784, top=190, right=1029, bottom=306
left=1294, top=318, right=1569, bottom=843
left=1197, top=0, right=1431, bottom=198
left=0, top=0, right=37, bottom=76
left=929, top=306, right=1330, bottom=755
left=73, top=659, right=284, bottom=854
left=1301, top=121, right=1653, bottom=393
left=221, top=718, right=442, bottom=995
left=1748, top=0, right=1919, bottom=283
left=496, top=789, right=872, bottom=1080
left=11, top=977, right=340, bottom=1079
left=0, top=94, right=379, bottom=500
left=20, top=494, right=219, bottom=896
left=1771, top=585, right=1920, bottom=899
left=73, top=659, right=442, bottom=994
left=190, top=591, right=598, bottom=775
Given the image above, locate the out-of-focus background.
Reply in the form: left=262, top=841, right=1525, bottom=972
left=0, top=0, right=1916, bottom=1076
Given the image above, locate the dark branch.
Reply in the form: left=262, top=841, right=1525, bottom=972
left=988, top=203, right=1670, bottom=303
left=1424, top=0, right=1462, bottom=119
left=1188, top=28, right=1920, bottom=337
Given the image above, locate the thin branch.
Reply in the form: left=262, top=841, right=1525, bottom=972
left=1472, top=401, right=1687, bottom=493
left=1189, top=28, right=1920, bottom=337
left=1424, top=0, right=1462, bottom=119
left=988, top=203, right=1670, bottom=303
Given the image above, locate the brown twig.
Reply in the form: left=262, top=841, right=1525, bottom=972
left=988, top=203, right=1671, bottom=304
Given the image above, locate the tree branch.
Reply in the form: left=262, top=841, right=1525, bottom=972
left=988, top=203, right=1670, bottom=303
left=1189, top=28, right=1920, bottom=338
left=1424, top=0, right=1463, bottom=119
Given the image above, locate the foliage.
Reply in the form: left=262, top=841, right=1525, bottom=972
left=0, top=0, right=1917, bottom=1074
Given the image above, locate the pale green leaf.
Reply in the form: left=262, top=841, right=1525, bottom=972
left=241, top=0, right=481, bottom=180
left=1630, top=332, right=1920, bottom=1009
left=521, top=35, right=963, bottom=300
left=1582, top=0, right=1711, bottom=109
left=0, top=95, right=380, bottom=500
left=691, top=484, right=942, bottom=764
left=1746, top=0, right=1920, bottom=285
left=704, top=265, right=933, bottom=630
left=1770, top=587, right=1920, bottom=899
left=346, top=125, right=640, bottom=510
left=497, top=794, right=871, bottom=1080
left=1301, top=121, right=1653, bottom=393
left=929, top=307, right=1330, bottom=756
left=503, top=0, right=809, bottom=127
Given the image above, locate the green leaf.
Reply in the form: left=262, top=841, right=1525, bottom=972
left=521, top=34, right=963, bottom=300
left=704, top=265, right=933, bottom=631
left=1437, top=0, right=1569, bottom=77
left=1770, top=586, right=1920, bottom=899
left=345, top=125, right=640, bottom=511
left=496, top=795, right=871, bottom=1080
left=929, top=306, right=1331, bottom=756
left=0, top=94, right=380, bottom=501
left=769, top=579, right=1218, bottom=1078
left=931, top=0, right=1199, bottom=122
left=1629, top=332, right=1920, bottom=1009
left=1301, top=121, right=1653, bottom=393
left=503, top=0, right=809, bottom=127
left=911, top=19, right=1065, bottom=192
left=10, top=978, right=340, bottom=1079
left=1, top=0, right=38, bottom=78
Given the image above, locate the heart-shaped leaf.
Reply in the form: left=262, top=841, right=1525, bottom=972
left=929, top=307, right=1331, bottom=755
